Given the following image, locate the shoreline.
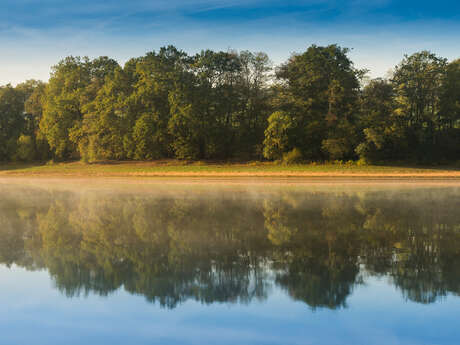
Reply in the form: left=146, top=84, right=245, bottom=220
left=1, top=161, right=460, bottom=179
left=2, top=172, right=460, bottom=178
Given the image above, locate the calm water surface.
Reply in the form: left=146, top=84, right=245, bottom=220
left=1, top=179, right=459, bottom=345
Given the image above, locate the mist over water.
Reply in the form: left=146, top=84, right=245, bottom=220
left=1, top=180, right=459, bottom=345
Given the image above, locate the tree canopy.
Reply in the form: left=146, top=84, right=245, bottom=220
left=1, top=45, right=459, bottom=164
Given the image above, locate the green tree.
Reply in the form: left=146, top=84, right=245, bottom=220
left=355, top=78, right=404, bottom=162
left=267, top=45, right=363, bottom=161
left=132, top=113, right=163, bottom=160
left=40, top=56, right=118, bottom=160
left=0, top=85, right=25, bottom=161
left=130, top=46, right=191, bottom=159
left=392, top=51, right=447, bottom=160
left=168, top=90, right=202, bottom=160
left=234, top=51, right=272, bottom=158
left=168, top=49, right=272, bottom=160
left=437, top=59, right=460, bottom=160
left=440, top=59, right=460, bottom=128
left=263, top=111, right=294, bottom=160
left=74, top=65, right=132, bottom=162
left=20, top=80, right=49, bottom=160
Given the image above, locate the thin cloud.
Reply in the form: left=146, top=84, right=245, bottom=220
left=0, top=0, right=459, bottom=84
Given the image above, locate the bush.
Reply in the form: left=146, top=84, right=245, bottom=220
left=355, top=141, right=380, bottom=164
left=15, top=135, right=35, bottom=161
left=322, top=138, right=349, bottom=160
left=356, top=158, right=368, bottom=166
left=282, top=148, right=303, bottom=165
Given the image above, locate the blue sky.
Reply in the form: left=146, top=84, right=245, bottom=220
left=1, top=0, right=459, bottom=84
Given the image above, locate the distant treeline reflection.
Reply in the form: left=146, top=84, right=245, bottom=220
left=1, top=187, right=459, bottom=309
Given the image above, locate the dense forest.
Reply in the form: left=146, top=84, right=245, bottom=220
left=1, top=45, right=459, bottom=164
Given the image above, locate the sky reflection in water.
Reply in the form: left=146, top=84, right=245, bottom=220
left=0, top=181, right=459, bottom=345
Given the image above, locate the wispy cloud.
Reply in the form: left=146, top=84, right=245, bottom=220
left=0, top=0, right=459, bottom=84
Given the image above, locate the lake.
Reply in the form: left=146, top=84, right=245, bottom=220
left=1, top=178, right=459, bottom=345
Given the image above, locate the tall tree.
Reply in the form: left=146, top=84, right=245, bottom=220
left=265, top=44, right=363, bottom=161
left=355, top=78, right=405, bottom=162
left=169, top=49, right=272, bottom=160
left=40, top=56, right=118, bottom=160
left=440, top=59, right=460, bottom=128
left=235, top=51, right=272, bottom=158
left=0, top=85, right=25, bottom=160
left=75, top=65, right=132, bottom=162
left=131, top=46, right=191, bottom=159
left=392, top=51, right=447, bottom=159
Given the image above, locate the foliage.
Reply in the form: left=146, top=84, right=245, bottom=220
left=14, top=135, right=36, bottom=161
left=0, top=45, right=459, bottom=164
left=263, top=111, right=294, bottom=160
left=40, top=56, right=119, bottom=161
left=391, top=51, right=449, bottom=161
left=133, top=113, right=163, bottom=160
left=282, top=147, right=303, bottom=165
left=0, top=85, right=24, bottom=161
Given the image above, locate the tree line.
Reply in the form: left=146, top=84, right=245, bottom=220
left=1, top=45, right=459, bottom=164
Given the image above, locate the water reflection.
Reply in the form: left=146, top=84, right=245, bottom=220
left=1, top=184, right=459, bottom=309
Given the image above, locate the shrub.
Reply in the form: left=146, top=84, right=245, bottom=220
left=282, top=148, right=303, bottom=165
left=15, top=135, right=35, bottom=161
left=322, top=138, right=349, bottom=160
left=356, top=158, right=368, bottom=166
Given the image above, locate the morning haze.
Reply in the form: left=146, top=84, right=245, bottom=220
left=0, top=1, right=459, bottom=345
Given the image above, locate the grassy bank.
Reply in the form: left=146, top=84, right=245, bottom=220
left=1, top=161, right=459, bottom=178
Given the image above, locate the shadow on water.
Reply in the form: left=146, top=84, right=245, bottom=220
left=0, top=184, right=459, bottom=310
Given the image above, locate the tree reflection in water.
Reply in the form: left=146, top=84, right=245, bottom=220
left=0, top=185, right=459, bottom=309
